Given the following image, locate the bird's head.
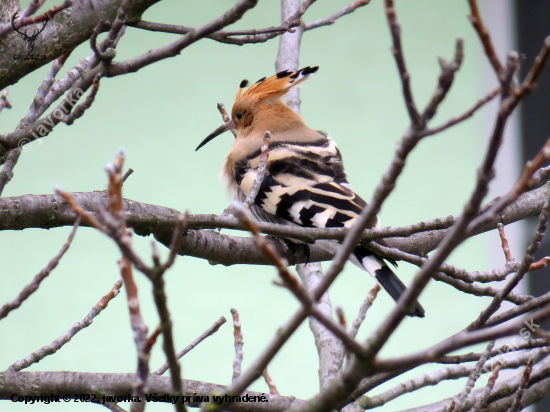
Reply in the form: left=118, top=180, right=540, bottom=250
left=195, top=66, right=318, bottom=151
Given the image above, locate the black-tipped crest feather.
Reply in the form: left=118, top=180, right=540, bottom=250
left=239, top=66, right=320, bottom=104
left=276, top=70, right=291, bottom=78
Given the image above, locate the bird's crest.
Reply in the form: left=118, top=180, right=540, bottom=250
left=236, top=66, right=319, bottom=104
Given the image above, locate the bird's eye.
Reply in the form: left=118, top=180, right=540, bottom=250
left=236, top=112, right=243, bottom=120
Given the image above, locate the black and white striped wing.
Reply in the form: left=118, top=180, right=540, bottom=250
left=235, top=135, right=369, bottom=230
left=255, top=177, right=366, bottom=230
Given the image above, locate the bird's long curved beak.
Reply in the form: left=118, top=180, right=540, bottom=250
left=195, top=120, right=236, bottom=151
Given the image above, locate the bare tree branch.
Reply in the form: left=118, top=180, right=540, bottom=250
left=467, top=0, right=504, bottom=78
left=262, top=368, right=280, bottom=395
left=349, top=284, right=380, bottom=340
left=453, top=340, right=495, bottom=411
left=231, top=307, right=244, bottom=381
left=0, top=217, right=80, bottom=321
left=0, top=181, right=547, bottom=268
left=355, top=347, right=537, bottom=410
left=8, top=279, right=123, bottom=372
left=107, top=0, right=258, bottom=77
left=385, top=0, right=420, bottom=125
left=305, top=0, right=370, bottom=31
left=155, top=316, right=226, bottom=376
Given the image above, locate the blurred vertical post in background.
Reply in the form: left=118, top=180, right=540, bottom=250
left=515, top=1, right=550, bottom=411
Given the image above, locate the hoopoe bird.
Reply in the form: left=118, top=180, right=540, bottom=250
left=196, top=66, right=425, bottom=317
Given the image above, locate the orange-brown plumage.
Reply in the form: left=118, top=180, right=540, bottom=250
left=196, top=66, right=322, bottom=194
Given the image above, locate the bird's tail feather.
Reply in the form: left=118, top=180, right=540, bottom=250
left=354, top=248, right=425, bottom=318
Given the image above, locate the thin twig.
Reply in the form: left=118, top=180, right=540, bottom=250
left=0, top=54, right=69, bottom=194
left=105, top=150, right=149, bottom=412
left=122, top=168, right=134, bottom=183
left=20, top=53, right=71, bottom=129
left=0, top=218, right=80, bottom=321
left=372, top=308, right=550, bottom=374
left=349, top=283, right=381, bottom=340
left=0, top=149, right=21, bottom=196
left=368, top=241, right=530, bottom=304
left=433, top=272, right=529, bottom=305
left=506, top=357, right=534, bottom=412
left=385, top=0, right=420, bottom=126
left=438, top=339, right=550, bottom=365
left=371, top=245, right=522, bottom=288
left=471, top=364, right=501, bottom=412
left=243, top=131, right=270, bottom=208
left=467, top=0, right=504, bottom=78
left=98, top=0, right=133, bottom=58
left=262, top=368, right=280, bottom=395
left=119, top=257, right=148, bottom=412
left=420, top=87, right=500, bottom=138
left=130, top=20, right=285, bottom=46
left=103, top=402, right=129, bottom=412
left=144, top=324, right=162, bottom=355
left=0, top=89, right=12, bottom=113
left=152, top=275, right=186, bottom=412
left=336, top=307, right=347, bottom=331
left=154, top=316, right=226, bottom=375
left=530, top=255, right=550, bottom=270
left=217, top=102, right=236, bottom=137
left=231, top=307, right=244, bottom=381
left=454, top=341, right=495, bottom=412
left=305, top=0, right=370, bottom=30
left=90, top=21, right=111, bottom=61
left=150, top=239, right=187, bottom=412
left=108, top=0, right=259, bottom=77
left=421, top=39, right=464, bottom=122
left=483, top=290, right=550, bottom=328
left=355, top=348, right=536, bottom=410
left=497, top=223, right=513, bottom=261
left=61, top=76, right=101, bottom=125
left=9, top=279, right=123, bottom=372
left=132, top=0, right=369, bottom=47
left=469, top=188, right=550, bottom=330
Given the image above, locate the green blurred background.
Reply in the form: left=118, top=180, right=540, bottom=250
left=0, top=0, right=522, bottom=411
